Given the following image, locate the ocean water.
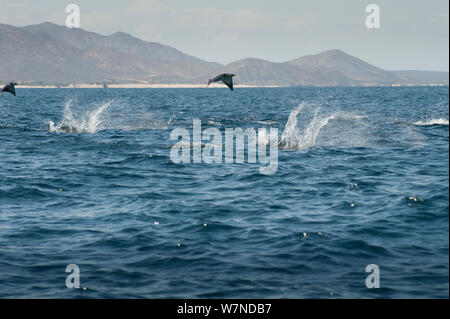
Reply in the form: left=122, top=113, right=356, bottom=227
left=0, top=87, right=448, bottom=298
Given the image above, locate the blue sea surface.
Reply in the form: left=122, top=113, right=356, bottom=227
left=0, top=87, right=448, bottom=298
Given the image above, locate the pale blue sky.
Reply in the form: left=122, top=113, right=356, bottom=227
left=1, top=0, right=448, bottom=71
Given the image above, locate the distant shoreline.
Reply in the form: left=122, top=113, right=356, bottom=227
left=15, top=83, right=448, bottom=89
left=17, top=84, right=281, bottom=89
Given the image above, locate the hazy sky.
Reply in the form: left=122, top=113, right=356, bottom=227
left=1, top=0, right=448, bottom=71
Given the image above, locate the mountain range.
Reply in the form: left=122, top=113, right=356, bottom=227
left=0, top=22, right=448, bottom=86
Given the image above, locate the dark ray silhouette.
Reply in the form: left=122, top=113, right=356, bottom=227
left=207, top=73, right=235, bottom=91
left=1, top=82, right=17, bottom=96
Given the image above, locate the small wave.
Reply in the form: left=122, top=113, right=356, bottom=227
left=49, top=99, right=113, bottom=134
left=414, top=118, right=449, bottom=126
left=207, top=120, right=221, bottom=126
left=257, top=120, right=278, bottom=125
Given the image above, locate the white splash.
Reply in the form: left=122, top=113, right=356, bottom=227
left=279, top=103, right=336, bottom=150
left=49, top=99, right=113, bottom=133
left=414, top=118, right=449, bottom=126
left=257, top=128, right=279, bottom=147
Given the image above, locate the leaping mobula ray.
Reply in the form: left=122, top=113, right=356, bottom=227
left=1, top=82, right=17, bottom=96
left=207, top=73, right=235, bottom=91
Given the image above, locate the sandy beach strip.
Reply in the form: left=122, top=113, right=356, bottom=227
left=18, top=83, right=281, bottom=89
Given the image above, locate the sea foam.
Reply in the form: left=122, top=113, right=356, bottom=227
left=414, top=118, right=449, bottom=126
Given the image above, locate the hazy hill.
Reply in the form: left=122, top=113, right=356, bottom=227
left=0, top=22, right=221, bottom=84
left=287, top=49, right=403, bottom=85
left=392, top=70, right=449, bottom=85
left=225, top=57, right=358, bottom=86
left=0, top=22, right=448, bottom=86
